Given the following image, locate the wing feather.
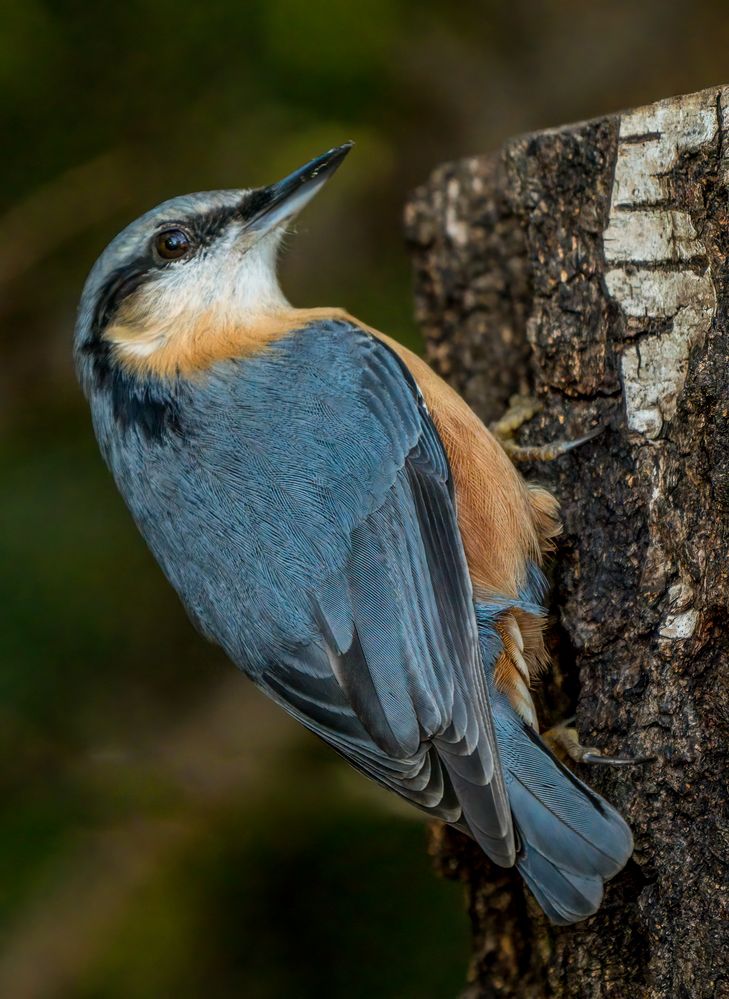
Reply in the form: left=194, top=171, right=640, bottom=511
left=253, top=324, right=514, bottom=864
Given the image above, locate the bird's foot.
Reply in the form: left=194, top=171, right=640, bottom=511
left=542, top=717, right=652, bottom=767
left=490, top=394, right=603, bottom=463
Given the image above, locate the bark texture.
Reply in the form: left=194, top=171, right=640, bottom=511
left=405, top=85, right=729, bottom=999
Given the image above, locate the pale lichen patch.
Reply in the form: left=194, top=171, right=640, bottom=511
left=659, top=580, right=699, bottom=639
left=602, top=88, right=725, bottom=439
left=659, top=608, right=699, bottom=640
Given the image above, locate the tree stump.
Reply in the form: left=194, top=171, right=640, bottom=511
left=405, top=84, right=729, bottom=999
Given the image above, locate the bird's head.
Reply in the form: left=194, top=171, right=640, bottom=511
left=74, top=142, right=352, bottom=384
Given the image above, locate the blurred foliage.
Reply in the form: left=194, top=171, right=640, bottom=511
left=2, top=0, right=728, bottom=994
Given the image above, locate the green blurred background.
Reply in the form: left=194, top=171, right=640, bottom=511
left=1, top=2, right=727, bottom=996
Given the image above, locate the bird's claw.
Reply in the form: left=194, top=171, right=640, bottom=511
left=490, top=394, right=604, bottom=464
left=581, top=750, right=654, bottom=766
left=542, top=722, right=652, bottom=768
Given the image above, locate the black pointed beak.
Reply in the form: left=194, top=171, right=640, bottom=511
left=242, top=142, right=354, bottom=234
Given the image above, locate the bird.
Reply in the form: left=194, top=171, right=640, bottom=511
left=74, top=141, right=633, bottom=925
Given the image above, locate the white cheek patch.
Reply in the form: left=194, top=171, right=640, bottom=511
left=120, top=226, right=289, bottom=348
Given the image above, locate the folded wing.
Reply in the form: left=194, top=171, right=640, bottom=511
left=254, top=323, right=514, bottom=865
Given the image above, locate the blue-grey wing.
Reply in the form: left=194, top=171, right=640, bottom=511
left=242, top=323, right=515, bottom=865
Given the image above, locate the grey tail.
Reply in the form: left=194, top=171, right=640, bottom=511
left=492, top=693, right=634, bottom=925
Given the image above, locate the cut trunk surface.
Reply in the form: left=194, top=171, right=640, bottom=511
left=405, top=84, right=729, bottom=999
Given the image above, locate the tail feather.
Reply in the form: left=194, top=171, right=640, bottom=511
left=507, top=721, right=632, bottom=877
left=492, top=685, right=633, bottom=923
left=516, top=844, right=605, bottom=925
left=476, top=587, right=633, bottom=924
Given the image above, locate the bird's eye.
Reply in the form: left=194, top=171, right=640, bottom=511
left=154, top=228, right=192, bottom=261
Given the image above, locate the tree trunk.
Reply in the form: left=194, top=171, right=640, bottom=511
left=405, top=84, right=729, bottom=999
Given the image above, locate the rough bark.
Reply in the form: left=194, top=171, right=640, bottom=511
left=405, top=85, right=729, bottom=999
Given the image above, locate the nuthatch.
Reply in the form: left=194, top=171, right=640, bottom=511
left=74, top=143, right=632, bottom=924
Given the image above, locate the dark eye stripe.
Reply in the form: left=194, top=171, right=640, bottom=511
left=191, top=205, right=237, bottom=244
left=190, top=193, right=273, bottom=244
left=90, top=255, right=153, bottom=341
left=238, top=187, right=275, bottom=220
